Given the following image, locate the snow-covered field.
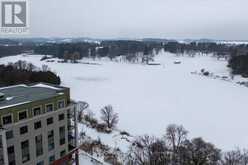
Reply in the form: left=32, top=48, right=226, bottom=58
left=1, top=52, right=248, bottom=151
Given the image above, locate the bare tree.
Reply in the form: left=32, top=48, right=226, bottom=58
left=72, top=51, right=81, bottom=63
left=221, top=149, right=248, bottom=165
left=100, top=105, right=118, bottom=129
left=183, top=137, right=221, bottom=165
left=165, top=124, right=188, bottom=164
left=165, top=124, right=188, bottom=153
left=42, top=64, right=50, bottom=72
left=127, top=135, right=169, bottom=165
left=77, top=101, right=89, bottom=122
left=26, top=63, right=36, bottom=72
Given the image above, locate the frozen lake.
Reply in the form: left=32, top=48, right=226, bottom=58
left=1, top=52, right=248, bottom=151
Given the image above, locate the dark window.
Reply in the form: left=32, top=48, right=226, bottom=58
left=48, top=130, right=54, bottom=151
left=18, top=111, right=27, bottom=120
left=21, top=140, right=30, bottom=163
left=35, top=135, right=43, bottom=157
left=58, top=100, right=65, bottom=109
left=47, top=117, right=53, bottom=125
left=34, top=121, right=42, bottom=130
left=33, top=107, right=42, bottom=116
left=6, top=130, right=14, bottom=139
left=49, top=155, right=55, bottom=164
left=9, top=160, right=16, bottom=165
left=59, top=126, right=66, bottom=145
left=2, top=115, right=12, bottom=125
left=7, top=146, right=15, bottom=165
left=20, top=126, right=28, bottom=135
left=7, top=146, right=14, bottom=153
left=60, top=150, right=66, bottom=157
left=58, top=113, right=65, bottom=121
left=46, top=104, right=54, bottom=112
left=37, top=161, right=44, bottom=165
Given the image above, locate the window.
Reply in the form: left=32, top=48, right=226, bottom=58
left=49, top=155, right=55, bottom=164
left=37, top=161, right=44, bottom=165
left=58, top=100, right=65, bottom=109
left=46, top=104, right=54, bottom=112
left=48, top=130, right=54, bottom=151
left=60, top=150, right=66, bottom=157
left=2, top=115, right=12, bottom=125
left=18, top=111, right=27, bottom=120
left=59, top=126, right=66, bottom=145
left=34, top=121, right=42, bottom=130
left=20, top=126, right=28, bottom=134
left=7, top=146, right=14, bottom=154
left=6, top=130, right=14, bottom=139
left=7, top=146, right=15, bottom=165
left=21, top=140, right=30, bottom=163
left=33, top=107, right=42, bottom=116
left=35, top=135, right=43, bottom=157
left=58, top=113, right=65, bottom=121
left=47, top=117, right=53, bottom=125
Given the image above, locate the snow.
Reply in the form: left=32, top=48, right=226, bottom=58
left=77, top=150, right=109, bottom=165
left=1, top=53, right=248, bottom=151
left=6, top=97, right=14, bottom=101
left=32, top=83, right=62, bottom=90
left=78, top=122, right=132, bottom=153
left=0, top=101, right=31, bottom=109
left=0, top=84, right=27, bottom=90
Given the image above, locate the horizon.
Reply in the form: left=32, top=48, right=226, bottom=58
left=1, top=0, right=248, bottom=40
left=1, top=36, right=248, bottom=42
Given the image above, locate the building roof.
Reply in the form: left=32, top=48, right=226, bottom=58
left=0, top=83, right=67, bottom=110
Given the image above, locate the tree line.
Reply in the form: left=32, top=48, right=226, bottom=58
left=0, top=60, right=61, bottom=86
left=1, top=40, right=248, bottom=75
left=127, top=124, right=248, bottom=165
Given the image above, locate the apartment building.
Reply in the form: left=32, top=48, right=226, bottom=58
left=0, top=83, right=78, bottom=165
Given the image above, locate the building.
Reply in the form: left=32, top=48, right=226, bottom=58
left=0, top=83, right=78, bottom=165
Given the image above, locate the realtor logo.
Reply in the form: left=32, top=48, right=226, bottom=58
left=0, top=0, right=29, bottom=34
left=2, top=1, right=26, bottom=27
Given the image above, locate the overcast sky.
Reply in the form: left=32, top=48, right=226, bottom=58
left=27, top=0, right=248, bottom=40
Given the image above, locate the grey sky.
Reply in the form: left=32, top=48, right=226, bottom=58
left=29, top=0, right=248, bottom=40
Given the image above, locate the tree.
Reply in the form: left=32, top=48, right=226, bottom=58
left=221, top=149, right=248, bottom=165
left=72, top=51, right=81, bottom=63
left=165, top=124, right=188, bottom=153
left=100, top=105, right=118, bottom=129
left=42, top=64, right=49, bottom=72
left=165, top=124, right=188, bottom=164
left=183, top=138, right=221, bottom=165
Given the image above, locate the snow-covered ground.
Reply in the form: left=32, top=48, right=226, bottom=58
left=1, top=52, right=248, bottom=151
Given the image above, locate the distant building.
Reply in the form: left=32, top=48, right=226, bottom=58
left=0, top=83, right=78, bottom=165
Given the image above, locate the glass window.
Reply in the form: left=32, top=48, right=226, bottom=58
left=37, top=161, right=44, bottom=165
left=6, top=130, right=14, bottom=139
left=59, top=126, right=66, bottom=145
left=48, top=130, right=54, bottom=151
left=60, top=150, right=66, bottom=157
left=47, top=117, right=53, bottom=125
left=58, top=113, right=65, bottom=121
left=7, top=146, right=14, bottom=153
left=21, top=140, right=30, bottom=163
left=33, top=107, right=42, bottom=116
left=46, top=104, right=53, bottom=112
left=49, top=155, right=55, bottom=164
left=34, top=121, right=42, bottom=130
left=7, top=146, right=15, bottom=165
left=2, top=115, right=12, bottom=125
left=35, top=135, right=43, bottom=157
left=58, top=100, right=65, bottom=109
left=20, top=126, right=28, bottom=135
left=18, top=111, right=27, bottom=120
